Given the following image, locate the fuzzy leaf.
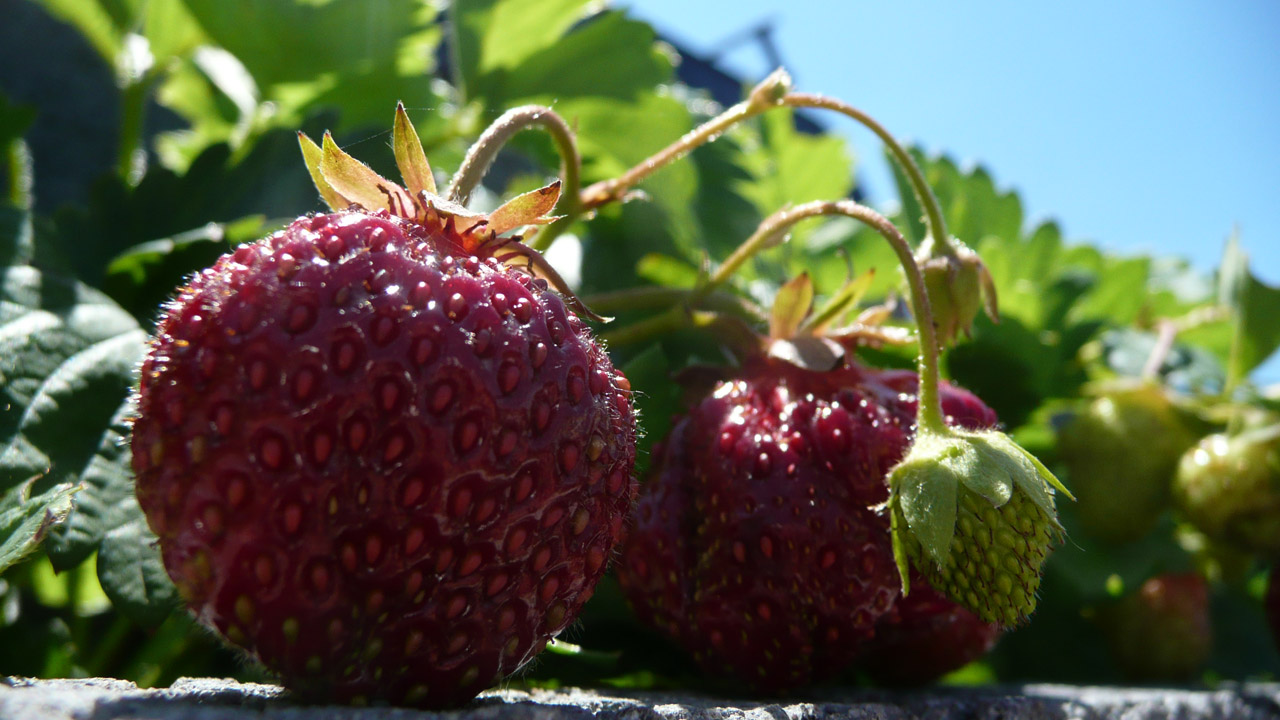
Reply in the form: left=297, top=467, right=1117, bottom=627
left=488, top=181, right=562, bottom=236
left=768, top=272, right=813, bottom=339
left=97, top=516, right=177, bottom=627
left=297, top=131, right=346, bottom=211
left=319, top=131, right=410, bottom=215
left=0, top=481, right=76, bottom=576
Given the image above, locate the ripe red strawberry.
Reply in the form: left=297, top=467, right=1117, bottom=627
left=1265, top=562, right=1280, bottom=653
left=130, top=110, right=635, bottom=708
left=615, top=354, right=998, bottom=693
left=859, top=573, right=1001, bottom=686
left=1099, top=572, right=1211, bottom=682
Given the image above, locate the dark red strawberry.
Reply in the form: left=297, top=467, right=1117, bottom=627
left=616, top=354, right=997, bottom=693
left=860, top=573, right=1001, bottom=686
left=131, top=110, right=635, bottom=708
left=1265, top=563, right=1280, bottom=653
left=1100, top=573, right=1211, bottom=682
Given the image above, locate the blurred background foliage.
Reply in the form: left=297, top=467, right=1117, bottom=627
left=1, top=0, right=1279, bottom=692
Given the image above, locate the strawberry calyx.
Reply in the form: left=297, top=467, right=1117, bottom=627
left=297, top=104, right=607, bottom=322
left=884, top=426, right=1072, bottom=626
left=914, top=235, right=998, bottom=348
left=762, top=271, right=911, bottom=373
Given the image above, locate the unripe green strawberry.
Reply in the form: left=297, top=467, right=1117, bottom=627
left=1173, top=426, right=1280, bottom=556
left=1057, top=384, right=1195, bottom=543
left=1100, top=573, right=1211, bottom=682
left=887, top=429, right=1069, bottom=627
left=913, top=236, right=996, bottom=348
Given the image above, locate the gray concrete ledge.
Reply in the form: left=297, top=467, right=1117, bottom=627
left=3, top=677, right=1279, bottom=720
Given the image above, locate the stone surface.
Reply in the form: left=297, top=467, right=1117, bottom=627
left=3, top=678, right=1280, bottom=720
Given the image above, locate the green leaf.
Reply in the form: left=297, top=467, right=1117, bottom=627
left=0, top=265, right=147, bottom=494
left=620, top=345, right=680, bottom=479
left=102, top=216, right=272, bottom=322
left=0, top=481, right=76, bottom=576
left=97, top=516, right=177, bottom=627
left=499, top=12, right=670, bottom=104
left=166, top=0, right=445, bottom=161
left=42, top=399, right=139, bottom=571
left=1217, top=236, right=1280, bottom=381
left=454, top=0, right=591, bottom=97
left=741, top=109, right=853, bottom=227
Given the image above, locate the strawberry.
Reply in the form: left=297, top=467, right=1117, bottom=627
left=615, top=353, right=998, bottom=693
left=1173, top=426, right=1280, bottom=556
left=859, top=573, right=1001, bottom=686
left=1265, top=562, right=1280, bottom=653
left=1099, top=572, right=1211, bottom=682
left=130, top=107, right=636, bottom=708
left=1056, top=383, right=1195, bottom=544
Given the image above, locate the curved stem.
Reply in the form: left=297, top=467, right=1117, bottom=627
left=578, top=69, right=792, bottom=211
left=696, top=200, right=948, bottom=433
left=116, top=78, right=150, bottom=184
left=583, top=286, right=766, bottom=320
left=782, top=93, right=953, bottom=253
left=601, top=306, right=687, bottom=347
left=446, top=106, right=582, bottom=248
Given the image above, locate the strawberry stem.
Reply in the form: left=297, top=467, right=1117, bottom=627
left=583, top=286, right=766, bottom=321
left=445, top=106, right=582, bottom=249
left=780, top=93, right=954, bottom=255
left=695, top=200, right=949, bottom=434
left=572, top=71, right=956, bottom=258
left=578, top=69, right=792, bottom=211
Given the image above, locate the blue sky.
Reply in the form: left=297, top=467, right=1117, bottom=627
left=626, top=0, right=1280, bottom=381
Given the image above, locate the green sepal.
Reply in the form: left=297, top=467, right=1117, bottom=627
left=393, top=101, right=436, bottom=197
left=891, top=433, right=960, bottom=567
left=297, top=131, right=346, bottom=211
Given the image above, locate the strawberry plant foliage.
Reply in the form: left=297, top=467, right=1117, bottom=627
left=4, top=0, right=1280, bottom=696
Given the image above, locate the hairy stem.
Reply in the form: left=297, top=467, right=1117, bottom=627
left=578, top=69, right=792, bottom=210
left=782, top=93, right=953, bottom=253
left=695, top=200, right=948, bottom=433
left=583, top=286, right=765, bottom=320
left=446, top=106, right=582, bottom=249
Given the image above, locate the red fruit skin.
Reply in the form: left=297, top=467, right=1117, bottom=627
left=615, top=356, right=996, bottom=693
left=1267, top=563, right=1280, bottom=653
left=1103, top=572, right=1211, bottom=683
left=860, top=574, right=1001, bottom=686
left=131, top=210, right=636, bottom=708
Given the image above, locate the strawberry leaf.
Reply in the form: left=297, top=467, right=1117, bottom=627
left=0, top=480, right=76, bottom=576
left=97, top=515, right=177, bottom=627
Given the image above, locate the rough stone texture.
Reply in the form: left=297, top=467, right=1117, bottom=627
left=3, top=678, right=1280, bottom=720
